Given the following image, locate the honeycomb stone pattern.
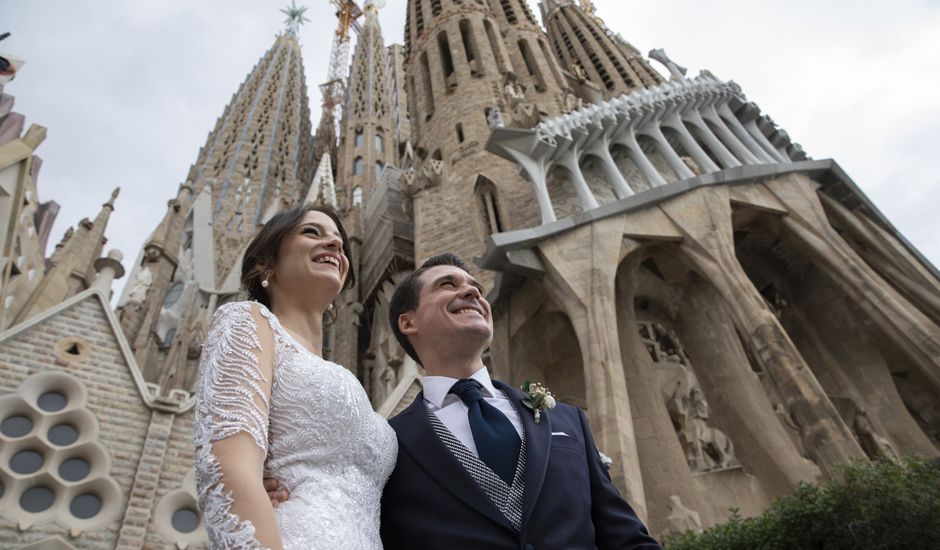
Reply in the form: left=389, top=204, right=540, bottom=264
left=0, top=371, right=121, bottom=534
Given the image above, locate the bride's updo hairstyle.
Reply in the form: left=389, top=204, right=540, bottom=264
left=241, top=205, right=355, bottom=308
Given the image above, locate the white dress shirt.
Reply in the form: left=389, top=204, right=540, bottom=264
left=422, top=366, right=524, bottom=458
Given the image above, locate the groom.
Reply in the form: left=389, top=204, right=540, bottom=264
left=379, top=253, right=659, bottom=549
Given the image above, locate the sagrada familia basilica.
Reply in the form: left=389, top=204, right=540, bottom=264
left=1, top=1, right=938, bottom=547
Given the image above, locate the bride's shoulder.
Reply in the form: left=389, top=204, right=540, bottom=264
left=208, top=301, right=279, bottom=337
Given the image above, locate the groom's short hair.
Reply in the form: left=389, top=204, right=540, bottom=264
left=389, top=253, right=471, bottom=365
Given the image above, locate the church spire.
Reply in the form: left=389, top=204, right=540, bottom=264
left=540, top=0, right=663, bottom=98
left=14, top=187, right=119, bottom=324
left=335, top=0, right=394, bottom=207
left=117, top=11, right=315, bottom=396
left=180, top=28, right=314, bottom=285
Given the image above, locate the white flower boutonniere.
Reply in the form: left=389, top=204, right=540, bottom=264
left=521, top=380, right=556, bottom=424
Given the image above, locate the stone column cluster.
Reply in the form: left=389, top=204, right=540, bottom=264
left=487, top=73, right=806, bottom=224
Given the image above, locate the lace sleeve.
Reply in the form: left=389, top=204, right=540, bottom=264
left=194, top=301, right=277, bottom=549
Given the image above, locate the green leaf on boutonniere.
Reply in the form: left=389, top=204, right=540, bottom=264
left=522, top=380, right=532, bottom=393
left=522, top=397, right=534, bottom=409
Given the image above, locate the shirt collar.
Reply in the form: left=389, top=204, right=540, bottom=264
left=422, top=366, right=498, bottom=408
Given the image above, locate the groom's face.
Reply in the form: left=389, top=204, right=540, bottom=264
left=409, top=264, right=493, bottom=346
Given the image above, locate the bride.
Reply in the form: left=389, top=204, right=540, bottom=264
left=194, top=206, right=397, bottom=549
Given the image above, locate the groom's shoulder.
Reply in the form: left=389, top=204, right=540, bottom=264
left=387, top=393, right=425, bottom=428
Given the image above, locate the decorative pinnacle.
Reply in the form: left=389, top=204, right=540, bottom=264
left=281, top=1, right=310, bottom=35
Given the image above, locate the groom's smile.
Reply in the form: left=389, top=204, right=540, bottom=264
left=413, top=265, right=493, bottom=343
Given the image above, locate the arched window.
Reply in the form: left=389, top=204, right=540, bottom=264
left=438, top=31, right=456, bottom=92
left=475, top=176, right=503, bottom=235
left=354, top=128, right=364, bottom=148
left=375, top=132, right=384, bottom=152
left=518, top=39, right=545, bottom=91
left=420, top=52, right=435, bottom=119
left=352, top=186, right=363, bottom=206
left=484, top=19, right=506, bottom=74
left=456, top=123, right=465, bottom=143
left=163, top=282, right=184, bottom=309
left=375, top=161, right=384, bottom=177
left=353, top=157, right=364, bottom=176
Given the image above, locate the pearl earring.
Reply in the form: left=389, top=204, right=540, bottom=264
left=327, top=303, right=334, bottom=311
left=261, top=272, right=272, bottom=289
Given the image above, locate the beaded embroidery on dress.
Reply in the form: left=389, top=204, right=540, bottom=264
left=195, top=302, right=398, bottom=549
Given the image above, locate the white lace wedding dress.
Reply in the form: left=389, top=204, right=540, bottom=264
left=194, top=302, right=398, bottom=549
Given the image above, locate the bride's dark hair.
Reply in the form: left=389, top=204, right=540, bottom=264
left=241, top=205, right=355, bottom=308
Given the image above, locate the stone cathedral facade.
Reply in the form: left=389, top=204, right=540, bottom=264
left=1, top=0, right=939, bottom=547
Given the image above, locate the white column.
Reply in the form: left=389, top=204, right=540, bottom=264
left=716, top=103, right=777, bottom=163
left=701, top=105, right=762, bottom=165
left=559, top=151, right=600, bottom=210
left=585, top=139, right=634, bottom=199
left=612, top=128, right=668, bottom=187
left=641, top=123, right=696, bottom=179
left=661, top=112, right=720, bottom=173
left=683, top=110, right=742, bottom=169
left=743, top=119, right=787, bottom=162
left=523, top=159, right=556, bottom=224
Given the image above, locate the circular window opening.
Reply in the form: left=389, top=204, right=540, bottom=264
left=37, top=391, right=68, bottom=412
left=1, top=415, right=33, bottom=438
left=171, top=507, right=200, bottom=534
left=59, top=457, right=91, bottom=482
left=48, top=424, right=79, bottom=446
left=20, top=486, right=55, bottom=513
left=70, top=492, right=102, bottom=519
left=10, top=449, right=44, bottom=474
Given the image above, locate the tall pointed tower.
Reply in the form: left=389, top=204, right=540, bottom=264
left=117, top=18, right=315, bottom=396
left=336, top=0, right=397, bottom=208
left=540, top=0, right=663, bottom=98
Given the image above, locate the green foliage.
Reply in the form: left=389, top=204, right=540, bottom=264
left=664, top=456, right=940, bottom=550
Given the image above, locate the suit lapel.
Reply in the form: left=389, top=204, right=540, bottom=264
left=493, top=380, right=552, bottom=528
left=392, top=392, right=516, bottom=532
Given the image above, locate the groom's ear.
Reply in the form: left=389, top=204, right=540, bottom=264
left=398, top=312, right=417, bottom=336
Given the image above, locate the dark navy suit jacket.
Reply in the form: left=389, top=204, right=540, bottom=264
left=380, top=380, right=661, bottom=550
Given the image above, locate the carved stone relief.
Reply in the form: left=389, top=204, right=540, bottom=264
left=893, top=373, right=940, bottom=449
left=663, top=495, right=702, bottom=538
left=831, top=396, right=901, bottom=461
left=639, top=321, right=740, bottom=472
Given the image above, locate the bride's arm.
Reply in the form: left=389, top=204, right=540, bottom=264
left=194, top=302, right=283, bottom=550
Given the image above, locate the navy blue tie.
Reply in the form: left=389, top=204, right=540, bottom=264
left=449, top=379, right=521, bottom=486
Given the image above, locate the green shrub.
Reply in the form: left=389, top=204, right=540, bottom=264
left=664, top=456, right=940, bottom=550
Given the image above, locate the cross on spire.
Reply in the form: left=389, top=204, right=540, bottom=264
left=281, top=1, right=310, bottom=35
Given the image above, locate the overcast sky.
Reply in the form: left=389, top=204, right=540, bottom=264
left=4, top=0, right=939, bottom=302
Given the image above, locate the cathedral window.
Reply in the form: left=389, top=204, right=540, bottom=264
left=375, top=161, right=384, bottom=177
left=459, top=19, right=481, bottom=77
left=355, top=128, right=364, bottom=148
left=438, top=32, right=456, bottom=92
left=354, top=157, right=364, bottom=176
left=484, top=20, right=506, bottom=74
left=499, top=0, right=518, bottom=24
left=0, top=372, right=121, bottom=532
left=420, top=52, right=435, bottom=120
left=475, top=177, right=503, bottom=234
left=375, top=132, right=384, bottom=152
left=431, top=0, right=442, bottom=17
left=456, top=123, right=465, bottom=143
left=163, top=281, right=184, bottom=308
left=352, top=186, right=363, bottom=206
left=518, top=39, right=545, bottom=91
